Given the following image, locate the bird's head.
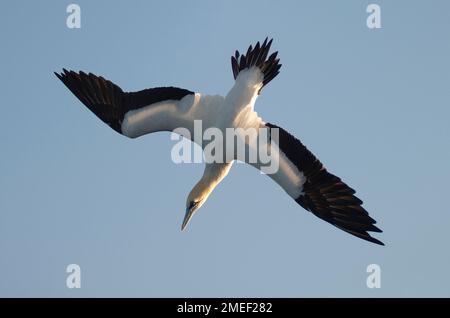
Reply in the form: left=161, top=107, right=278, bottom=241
left=181, top=163, right=232, bottom=231
left=181, top=182, right=211, bottom=231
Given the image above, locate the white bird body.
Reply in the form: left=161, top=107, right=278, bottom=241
left=55, top=38, right=384, bottom=245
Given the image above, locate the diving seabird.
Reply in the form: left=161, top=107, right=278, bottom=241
left=55, top=38, right=383, bottom=245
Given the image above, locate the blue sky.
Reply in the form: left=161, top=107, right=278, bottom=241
left=1, top=1, right=450, bottom=297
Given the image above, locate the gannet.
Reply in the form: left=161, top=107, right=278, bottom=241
left=55, top=38, right=383, bottom=245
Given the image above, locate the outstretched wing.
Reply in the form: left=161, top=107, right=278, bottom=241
left=247, top=122, right=383, bottom=245
left=55, top=69, right=195, bottom=136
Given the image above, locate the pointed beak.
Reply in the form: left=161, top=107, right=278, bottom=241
left=181, top=201, right=201, bottom=231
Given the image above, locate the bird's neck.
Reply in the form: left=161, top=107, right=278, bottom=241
left=194, top=162, right=234, bottom=200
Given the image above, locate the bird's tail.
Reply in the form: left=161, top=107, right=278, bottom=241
left=231, top=38, right=282, bottom=93
left=54, top=69, right=126, bottom=133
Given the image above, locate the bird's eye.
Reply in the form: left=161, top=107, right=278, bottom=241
left=188, top=201, right=198, bottom=209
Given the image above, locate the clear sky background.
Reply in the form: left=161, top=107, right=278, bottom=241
left=1, top=1, right=449, bottom=297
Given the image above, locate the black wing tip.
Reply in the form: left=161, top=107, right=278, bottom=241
left=372, top=238, right=385, bottom=246
left=54, top=69, right=81, bottom=82
left=354, top=233, right=385, bottom=246
left=54, top=69, right=69, bottom=79
left=315, top=203, right=384, bottom=246
left=54, top=68, right=125, bottom=134
left=357, top=232, right=385, bottom=246
left=309, top=190, right=384, bottom=246
left=324, top=199, right=384, bottom=245
left=54, top=71, right=62, bottom=80
left=55, top=68, right=92, bottom=76
left=230, top=37, right=281, bottom=88
left=334, top=218, right=384, bottom=245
